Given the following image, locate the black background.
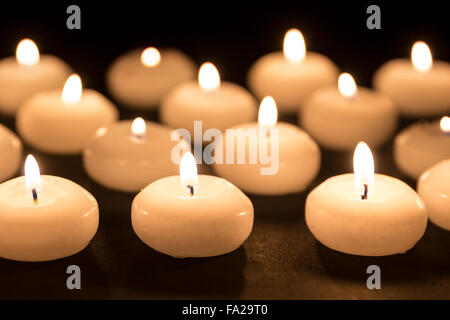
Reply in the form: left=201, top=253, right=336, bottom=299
left=0, top=1, right=449, bottom=299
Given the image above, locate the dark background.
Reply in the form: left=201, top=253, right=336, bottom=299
left=0, top=1, right=449, bottom=299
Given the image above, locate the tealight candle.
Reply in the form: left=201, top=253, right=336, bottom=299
left=394, top=116, right=450, bottom=179
left=305, top=142, right=427, bottom=256
left=418, top=159, right=450, bottom=231
left=247, top=28, right=339, bottom=113
left=107, top=47, right=196, bottom=109
left=213, top=96, right=321, bottom=195
left=0, top=39, right=72, bottom=115
left=132, top=152, right=254, bottom=258
left=83, top=117, right=181, bottom=192
left=0, top=155, right=99, bottom=262
left=160, top=62, right=257, bottom=135
left=16, top=74, right=119, bottom=154
left=300, top=73, right=397, bottom=150
left=373, top=41, right=450, bottom=117
left=0, top=123, right=22, bottom=182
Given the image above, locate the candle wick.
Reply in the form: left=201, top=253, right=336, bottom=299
left=361, top=184, right=368, bottom=200
left=32, top=188, right=38, bottom=205
left=187, top=185, right=194, bottom=196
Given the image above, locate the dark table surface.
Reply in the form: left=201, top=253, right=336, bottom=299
left=1, top=110, right=449, bottom=300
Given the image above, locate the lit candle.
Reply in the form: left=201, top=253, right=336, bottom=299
left=418, top=159, right=450, bottom=231
left=83, top=117, right=182, bottom=192
left=107, top=47, right=196, bottom=109
left=131, top=152, right=254, bottom=258
left=213, top=96, right=321, bottom=195
left=160, top=62, right=257, bottom=136
left=300, top=72, right=397, bottom=150
left=0, top=123, right=22, bottom=182
left=0, top=39, right=72, bottom=115
left=247, top=28, right=339, bottom=114
left=16, top=73, right=119, bottom=154
left=0, top=155, right=99, bottom=262
left=305, top=142, right=428, bottom=256
left=373, top=41, right=450, bottom=117
left=394, top=116, right=450, bottom=179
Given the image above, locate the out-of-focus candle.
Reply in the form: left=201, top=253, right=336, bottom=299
left=0, top=39, right=72, bottom=115
left=300, top=72, right=397, bottom=150
left=16, top=74, right=119, bottom=154
left=247, top=28, right=339, bottom=114
left=214, top=96, right=320, bottom=195
left=83, top=118, right=181, bottom=192
left=373, top=41, right=450, bottom=117
left=161, top=62, right=257, bottom=135
left=418, top=159, right=450, bottom=231
left=0, top=155, right=99, bottom=262
left=132, top=152, right=254, bottom=258
left=0, top=123, right=22, bottom=182
left=306, top=142, right=428, bottom=256
left=394, top=116, right=450, bottom=179
left=107, top=47, right=196, bottom=109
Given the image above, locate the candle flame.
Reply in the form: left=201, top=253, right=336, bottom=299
left=198, top=62, right=220, bottom=91
left=338, top=73, right=357, bottom=98
left=440, top=116, right=450, bottom=133
left=258, top=96, right=278, bottom=128
left=140, top=47, right=161, bottom=67
left=283, top=28, right=306, bottom=63
left=62, top=74, right=82, bottom=103
left=25, top=154, right=41, bottom=194
left=179, top=152, right=198, bottom=196
left=353, top=142, right=374, bottom=199
left=411, top=41, right=433, bottom=72
left=131, top=117, right=146, bottom=138
left=16, top=39, right=40, bottom=66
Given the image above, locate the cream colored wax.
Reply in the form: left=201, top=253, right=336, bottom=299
left=248, top=29, right=338, bottom=113
left=0, top=123, right=22, bottom=182
left=107, top=47, right=195, bottom=109
left=0, top=39, right=72, bottom=115
left=16, top=74, right=118, bottom=154
left=418, top=159, right=450, bottom=231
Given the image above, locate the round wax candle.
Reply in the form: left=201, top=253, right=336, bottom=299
left=418, top=159, right=450, bottom=231
left=0, top=156, right=99, bottom=262
left=107, top=47, right=195, bottom=109
left=160, top=62, right=257, bottom=135
left=300, top=73, right=397, bottom=150
left=132, top=153, right=254, bottom=258
left=0, top=39, right=72, bottom=115
left=305, top=142, right=428, bottom=256
left=0, top=123, right=22, bottom=182
left=17, top=74, right=119, bottom=154
left=394, top=117, right=450, bottom=179
left=214, top=97, right=320, bottom=195
left=247, top=29, right=339, bottom=113
left=83, top=118, right=181, bottom=192
left=373, top=41, right=450, bottom=117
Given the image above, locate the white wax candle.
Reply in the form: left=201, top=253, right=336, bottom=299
left=0, top=39, right=72, bottom=115
left=16, top=74, right=119, bottom=154
left=83, top=118, right=181, bottom=192
left=305, top=142, right=428, bottom=256
left=373, top=41, right=450, bottom=117
left=0, top=155, right=98, bottom=262
left=0, top=123, right=22, bottom=182
left=394, top=117, right=450, bottom=179
left=418, top=159, right=450, bottom=231
left=214, top=97, right=321, bottom=195
left=160, top=62, right=257, bottom=135
left=248, top=29, right=339, bottom=113
left=132, top=152, right=253, bottom=258
left=300, top=73, right=397, bottom=150
left=107, top=47, right=195, bottom=109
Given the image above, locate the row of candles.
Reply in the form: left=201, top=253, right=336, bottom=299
left=0, top=29, right=448, bottom=262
